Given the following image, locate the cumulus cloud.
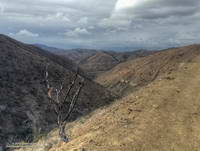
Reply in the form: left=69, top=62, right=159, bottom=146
left=65, top=28, right=91, bottom=37
left=46, top=12, right=71, bottom=23
left=9, top=29, right=39, bottom=37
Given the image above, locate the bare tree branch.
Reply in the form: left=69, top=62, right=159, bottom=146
left=62, top=72, right=78, bottom=104
left=63, top=80, right=84, bottom=122
left=44, top=65, right=84, bottom=142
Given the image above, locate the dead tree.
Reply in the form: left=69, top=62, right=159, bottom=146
left=45, top=66, right=84, bottom=142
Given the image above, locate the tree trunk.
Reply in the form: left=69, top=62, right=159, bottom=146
left=59, top=124, right=68, bottom=142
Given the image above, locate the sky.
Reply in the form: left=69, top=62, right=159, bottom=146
left=0, top=0, right=200, bottom=50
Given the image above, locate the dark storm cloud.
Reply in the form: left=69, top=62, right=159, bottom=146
left=0, top=0, right=200, bottom=50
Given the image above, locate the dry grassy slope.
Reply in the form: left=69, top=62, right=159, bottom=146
left=19, top=47, right=200, bottom=151
left=96, top=45, right=200, bottom=96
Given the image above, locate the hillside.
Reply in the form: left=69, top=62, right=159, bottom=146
left=0, top=35, right=115, bottom=145
left=96, top=45, right=200, bottom=96
left=16, top=44, right=200, bottom=151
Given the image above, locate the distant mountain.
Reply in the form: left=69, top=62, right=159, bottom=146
left=36, top=44, right=154, bottom=79
left=0, top=35, right=115, bottom=144
left=34, top=44, right=65, bottom=53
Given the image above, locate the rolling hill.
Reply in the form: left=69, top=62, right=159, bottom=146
left=0, top=34, right=116, bottom=145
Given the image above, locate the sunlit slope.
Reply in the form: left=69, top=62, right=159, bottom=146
left=96, top=45, right=200, bottom=96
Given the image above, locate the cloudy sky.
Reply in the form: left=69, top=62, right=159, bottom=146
left=0, top=0, right=200, bottom=50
